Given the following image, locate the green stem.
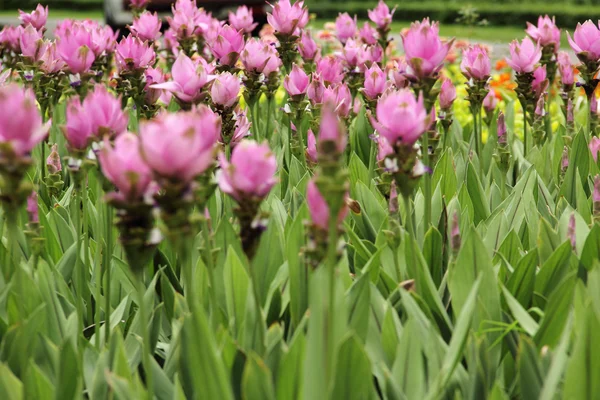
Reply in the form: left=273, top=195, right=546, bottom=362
left=403, top=195, right=414, bottom=237
left=325, top=214, right=339, bottom=384
left=423, top=133, right=431, bottom=229
left=180, top=238, right=197, bottom=313
left=104, top=204, right=113, bottom=344
left=40, top=141, right=46, bottom=184
left=136, top=273, right=154, bottom=400
left=523, top=104, right=528, bottom=158
left=265, top=97, right=273, bottom=142
left=74, top=184, right=85, bottom=332
left=83, top=175, right=91, bottom=325
left=253, top=100, right=261, bottom=141
left=201, top=220, right=218, bottom=321
left=7, top=215, right=26, bottom=317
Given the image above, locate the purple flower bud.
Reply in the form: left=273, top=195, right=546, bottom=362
left=561, top=146, right=569, bottom=172
left=47, top=143, right=62, bottom=174
left=535, top=96, right=545, bottom=117
left=27, top=191, right=39, bottom=224
left=568, top=213, right=576, bottom=251
left=451, top=211, right=460, bottom=253
left=497, top=112, right=507, bottom=145
left=594, top=175, right=600, bottom=203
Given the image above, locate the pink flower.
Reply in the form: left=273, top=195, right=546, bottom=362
left=91, top=24, right=119, bottom=57
left=56, top=24, right=95, bottom=73
left=359, top=22, right=378, bottom=45
left=0, top=25, right=23, bottom=52
left=208, top=24, right=244, bottom=66
left=306, top=179, right=348, bottom=230
left=99, top=133, right=152, bottom=200
left=64, top=99, right=94, bottom=151
left=27, top=191, right=39, bottom=223
left=439, top=78, right=456, bottom=110
left=460, top=44, right=491, bottom=81
left=218, top=140, right=277, bottom=201
left=129, top=11, right=162, bottom=42
left=267, top=0, right=309, bottom=36
left=284, top=64, right=310, bottom=97
left=18, top=4, right=48, bottom=31
left=241, top=38, right=282, bottom=74
left=497, top=112, right=507, bottom=145
left=151, top=53, right=210, bottom=104
left=377, top=135, right=393, bottom=162
left=307, top=73, right=325, bottom=105
left=339, top=39, right=361, bottom=68
left=140, top=106, right=221, bottom=183
left=568, top=20, right=600, bottom=61
left=402, top=18, right=451, bottom=78
left=357, top=44, right=383, bottom=69
left=306, top=129, right=317, bottom=163
left=115, top=35, right=156, bottom=72
left=47, top=143, right=62, bottom=173
left=532, top=65, right=549, bottom=98
left=390, top=59, right=409, bottom=88
left=323, top=83, right=352, bottom=117
left=590, top=136, right=600, bottom=162
left=362, top=63, right=386, bottom=100
left=558, top=51, right=574, bottom=86
left=316, top=55, right=345, bottom=86
left=211, top=72, right=241, bottom=108
left=229, top=6, right=258, bottom=34
left=232, top=109, right=251, bottom=145
left=370, top=89, right=427, bottom=145
left=53, top=19, right=73, bottom=39
left=335, top=13, right=357, bottom=44
left=86, top=85, right=128, bottom=138
left=19, top=24, right=47, bottom=61
left=144, top=67, right=166, bottom=104
left=507, top=37, right=542, bottom=73
left=483, top=90, right=498, bottom=113
left=594, top=175, right=600, bottom=202
left=368, top=0, right=395, bottom=31
left=39, top=42, right=66, bottom=73
left=526, top=15, right=561, bottom=51
left=0, top=84, right=49, bottom=156
left=130, top=0, right=150, bottom=10
left=299, top=31, right=319, bottom=61
left=318, top=105, right=347, bottom=153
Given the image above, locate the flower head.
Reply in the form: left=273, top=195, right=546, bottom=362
left=402, top=18, right=451, bottom=78
left=267, top=0, right=309, bottom=36
left=306, top=179, right=348, bottom=230
left=241, top=38, right=282, bottom=74
left=507, top=37, right=542, bottom=73
left=229, top=6, right=258, bottom=34
left=19, top=4, right=48, bottom=30
left=460, top=44, right=491, bottom=81
left=56, top=23, right=95, bottom=73
left=129, top=11, right=162, bottom=42
left=557, top=51, right=574, bottom=86
left=362, top=63, right=386, bottom=100
left=335, top=13, right=357, bottom=44
left=439, top=78, right=456, bottom=110
left=151, top=53, right=211, bottom=104
left=483, top=90, right=498, bottom=113
left=284, top=64, right=310, bottom=97
left=368, top=0, right=395, bottom=31
left=370, top=89, right=427, bottom=146
left=567, top=20, right=600, bottom=61
left=208, top=24, right=245, bottom=66
left=526, top=15, right=560, bottom=51
left=299, top=31, right=319, bottom=61
left=115, top=34, right=156, bottom=72
left=211, top=72, right=241, bottom=108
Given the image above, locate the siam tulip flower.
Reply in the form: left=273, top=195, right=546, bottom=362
left=357, top=44, right=383, bottom=69
left=590, top=136, right=600, bottom=162
left=506, top=37, right=542, bottom=73
left=39, top=42, right=66, bottom=73
left=460, top=44, right=491, bottom=81
left=306, top=129, right=317, bottom=163
left=339, top=39, right=362, bottom=68
left=211, top=72, right=241, bottom=108
left=323, top=83, right=352, bottom=117
left=561, top=146, right=569, bottom=173
left=483, top=90, right=498, bottom=113
left=335, top=13, right=357, bottom=44
left=402, top=18, right=451, bottom=78
left=64, top=98, right=94, bottom=151
left=0, top=25, right=23, bottom=52
left=151, top=53, right=210, bottom=104
left=144, top=67, right=166, bottom=104
left=316, top=55, right=345, bottom=86
left=241, top=38, right=281, bottom=74
left=368, top=0, right=395, bottom=31
left=284, top=64, right=310, bottom=98
left=526, top=15, right=561, bottom=51
left=362, top=63, right=386, bottom=100
left=129, top=11, right=162, bottom=42
left=19, top=25, right=47, bottom=61
left=557, top=51, right=574, bottom=87
left=593, top=177, right=600, bottom=221
left=318, top=105, right=347, bottom=153
left=90, top=24, right=119, bottom=57
left=53, top=19, right=74, bottom=39
left=18, top=4, right=48, bottom=31
left=267, top=0, right=309, bottom=36
left=497, top=112, right=507, bottom=145
left=47, top=143, right=62, bottom=174
left=167, top=7, right=199, bottom=41
left=390, top=60, right=409, bottom=88
left=56, top=24, right=95, bottom=74
left=532, top=65, right=549, bottom=99
left=228, top=6, right=258, bottom=34
left=370, top=89, right=427, bottom=146
left=535, top=96, right=545, bottom=118
left=359, top=22, right=378, bottom=45
left=208, top=24, right=245, bottom=67
left=231, top=109, right=251, bottom=145
left=567, top=20, right=600, bottom=62
left=115, top=35, right=156, bottom=72
left=140, top=106, right=221, bottom=184
left=85, top=85, right=128, bottom=138
left=376, top=135, right=394, bottom=162
left=299, top=31, right=319, bottom=61
left=306, top=179, right=348, bottom=231
left=0, top=84, right=49, bottom=156
left=99, top=133, right=153, bottom=200
left=218, top=140, right=277, bottom=202
left=439, top=78, right=456, bottom=111
left=27, top=191, right=39, bottom=223
left=307, top=73, right=325, bottom=105
left=130, top=0, right=150, bottom=12
left=450, top=211, right=461, bottom=253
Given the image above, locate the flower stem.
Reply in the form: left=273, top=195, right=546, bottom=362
left=422, top=132, right=431, bottom=228
left=265, top=97, right=273, bottom=141
left=403, top=195, right=414, bottom=237
left=523, top=104, right=528, bottom=158
left=325, top=214, right=339, bottom=383
left=136, top=272, right=154, bottom=400
left=74, top=183, right=85, bottom=332
left=104, top=204, right=113, bottom=344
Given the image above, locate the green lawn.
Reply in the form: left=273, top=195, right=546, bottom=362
left=0, top=9, right=104, bottom=19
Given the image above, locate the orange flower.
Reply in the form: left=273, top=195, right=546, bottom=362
left=495, top=59, right=508, bottom=71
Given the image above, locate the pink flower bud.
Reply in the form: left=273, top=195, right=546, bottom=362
left=590, top=136, right=600, bottom=162
left=362, top=63, right=386, bottom=100
left=47, top=143, right=62, bottom=174
left=306, top=128, right=317, bottom=163
left=284, top=64, right=310, bottom=97
left=451, top=211, right=461, bottom=252
left=0, top=25, right=23, bottom=53
left=56, top=23, right=95, bottom=73
left=115, top=34, right=156, bottom=72
left=218, top=140, right=277, bottom=201
left=340, top=39, right=361, bottom=68
left=129, top=11, right=162, bottom=42
left=307, top=73, right=325, bottom=105
left=558, top=51, right=574, bottom=86
left=19, top=4, right=48, bottom=31
left=335, top=13, right=357, bottom=44
left=526, top=15, right=560, bottom=51
left=208, top=24, right=245, bottom=66
left=130, top=0, right=150, bottom=10
left=19, top=24, right=47, bottom=61
left=439, top=78, right=456, bottom=111
left=91, top=25, right=118, bottom=57
left=316, top=55, right=345, bottom=86
left=229, top=6, right=258, bottom=34
left=370, top=89, right=427, bottom=146
left=151, top=53, right=210, bottom=104
left=535, top=96, right=545, bottom=117
left=402, top=18, right=451, bottom=78
left=0, top=84, right=49, bottom=156
left=460, top=44, right=491, bottom=81
left=390, top=60, right=409, bottom=89
left=299, top=31, right=319, bottom=61
left=359, top=22, right=378, bottom=45
left=561, top=146, right=569, bottom=171
left=86, top=85, right=128, bottom=139
left=323, top=83, right=352, bottom=117
left=357, top=44, right=383, bottom=70
left=241, top=38, right=282, bottom=75
left=594, top=175, right=600, bottom=203
left=567, top=98, right=574, bottom=124
left=27, top=191, right=39, bottom=223
left=532, top=65, right=549, bottom=99
left=267, top=0, right=309, bottom=36
left=497, top=112, right=507, bottom=145
left=507, top=37, right=542, bottom=73
left=306, top=179, right=348, bottom=231
left=231, top=108, right=251, bottom=145
left=319, top=104, right=347, bottom=153
left=64, top=99, right=93, bottom=151
left=211, top=72, right=241, bottom=108
left=568, top=213, right=576, bottom=251
left=567, top=20, right=600, bottom=61
left=99, top=133, right=153, bottom=200
left=368, top=0, right=395, bottom=31
left=144, top=66, right=166, bottom=104
left=376, top=135, right=393, bottom=162
left=39, top=42, right=66, bottom=73
left=483, top=90, right=498, bottom=113
left=140, top=106, right=221, bottom=183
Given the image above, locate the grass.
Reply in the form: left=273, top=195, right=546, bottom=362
left=0, top=9, right=104, bottom=19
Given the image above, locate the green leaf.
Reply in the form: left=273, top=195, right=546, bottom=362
left=223, top=246, right=250, bottom=337
left=331, top=334, right=374, bottom=400
left=0, top=363, right=23, bottom=400
left=518, top=337, right=544, bottom=400
left=242, top=353, right=276, bottom=400
left=55, top=339, right=82, bottom=400
left=466, top=162, right=490, bottom=224
left=501, top=285, right=538, bottom=336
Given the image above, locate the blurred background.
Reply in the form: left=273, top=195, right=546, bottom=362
left=0, top=0, right=598, bottom=46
